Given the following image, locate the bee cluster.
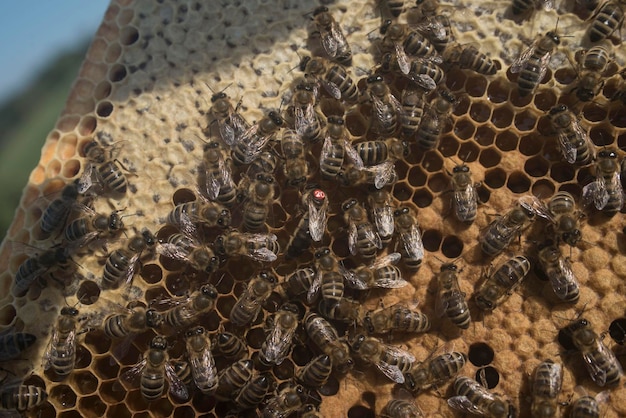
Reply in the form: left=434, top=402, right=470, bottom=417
left=2, top=0, right=626, bottom=417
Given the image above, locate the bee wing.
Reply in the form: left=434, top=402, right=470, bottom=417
left=122, top=253, right=142, bottom=288
left=206, top=158, right=229, bottom=200
left=610, top=171, right=624, bottom=209
left=157, top=243, right=189, bottom=262
left=320, top=78, right=342, bottom=100
left=583, top=342, right=622, bottom=387
left=395, top=43, right=411, bottom=75
left=369, top=252, right=401, bottom=269
left=384, top=344, right=416, bottom=363
left=518, top=195, right=552, bottom=221
left=341, top=264, right=367, bottom=290
left=371, top=161, right=396, bottom=189
left=321, top=135, right=334, bottom=167
left=401, top=224, right=424, bottom=260
left=583, top=179, right=609, bottom=210
left=295, top=103, right=316, bottom=138
left=540, top=0, right=554, bottom=11
left=227, top=113, right=250, bottom=145
left=549, top=258, right=579, bottom=300
left=121, top=358, right=147, bottom=386
left=557, top=130, right=579, bottom=164
left=447, top=396, right=484, bottom=415
left=165, top=361, right=190, bottom=400
left=348, top=222, right=358, bottom=255
left=510, top=41, right=537, bottom=74
left=373, top=206, right=395, bottom=237
left=264, top=320, right=296, bottom=365
left=343, top=140, right=364, bottom=169
left=78, top=163, right=95, bottom=194
left=453, top=186, right=478, bottom=220
left=308, top=196, right=329, bottom=242
left=219, top=121, right=237, bottom=149
left=307, top=269, right=322, bottom=304
left=376, top=361, right=406, bottom=384
left=321, top=29, right=339, bottom=57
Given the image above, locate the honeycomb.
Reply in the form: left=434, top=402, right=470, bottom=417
left=1, top=0, right=626, bottom=416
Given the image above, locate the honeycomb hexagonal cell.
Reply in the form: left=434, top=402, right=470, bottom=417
left=1, top=0, right=626, bottom=417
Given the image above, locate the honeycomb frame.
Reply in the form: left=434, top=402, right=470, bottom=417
left=0, top=0, right=626, bottom=417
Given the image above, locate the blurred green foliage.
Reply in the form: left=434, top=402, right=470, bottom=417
left=0, top=42, right=89, bottom=242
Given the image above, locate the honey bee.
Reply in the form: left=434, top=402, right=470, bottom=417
left=160, top=284, right=219, bottom=328
left=354, top=138, right=408, bottom=167
left=449, top=162, right=479, bottom=223
left=478, top=196, right=538, bottom=257
left=403, top=351, right=466, bottom=393
left=308, top=248, right=345, bottom=306
left=304, top=312, right=354, bottom=374
left=239, top=173, right=275, bottom=232
left=399, top=85, right=427, bottom=139
left=305, top=187, right=329, bottom=243
left=262, top=384, right=304, bottom=418
left=380, top=52, right=444, bottom=91
left=380, top=0, right=404, bottom=18
left=380, top=20, right=439, bottom=75
left=588, top=1, right=624, bottom=42
left=510, top=29, right=561, bottom=96
left=365, top=74, right=404, bottom=137
left=214, top=230, right=280, bottom=262
left=229, top=271, right=277, bottom=327
left=436, top=263, right=471, bottom=329
left=380, top=399, right=423, bottom=418
left=0, top=381, right=48, bottom=412
left=158, top=218, right=219, bottom=274
left=167, top=197, right=232, bottom=230
left=103, top=305, right=163, bottom=339
left=259, top=303, right=299, bottom=367
left=338, top=161, right=398, bottom=189
left=560, top=319, right=623, bottom=387
left=582, top=148, right=624, bottom=216
left=43, top=307, right=80, bottom=377
left=212, top=331, right=247, bottom=359
left=310, top=6, right=352, bottom=66
left=571, top=46, right=610, bottom=102
left=362, top=302, right=430, bottom=335
left=102, top=229, right=157, bottom=289
left=536, top=240, right=580, bottom=303
left=547, top=105, right=594, bottom=166
left=207, top=88, right=249, bottom=148
left=348, top=333, right=415, bottom=384
left=511, top=0, right=554, bottom=19
left=443, top=43, right=499, bottom=75
left=184, top=326, right=218, bottom=395
left=448, top=376, right=516, bottom=418
left=368, top=189, right=396, bottom=244
left=342, top=198, right=383, bottom=260
left=78, top=138, right=128, bottom=196
left=215, top=359, right=254, bottom=401
left=570, top=387, right=608, bottom=418
left=291, top=81, right=323, bottom=144
left=232, top=110, right=283, bottom=165
left=317, top=296, right=362, bottom=324
left=545, top=191, right=584, bottom=246
left=299, top=404, right=324, bottom=418
left=415, top=88, right=457, bottom=150
left=64, top=208, right=125, bottom=249
left=202, top=140, right=238, bottom=207
left=344, top=253, right=407, bottom=290
left=474, top=255, right=531, bottom=311
left=0, top=328, right=36, bottom=361
left=320, top=115, right=362, bottom=179
left=299, top=56, right=358, bottom=103
left=13, top=246, right=72, bottom=296
left=531, top=359, right=563, bottom=418
left=393, top=206, right=425, bottom=270
left=297, top=354, right=333, bottom=389
left=281, top=128, right=309, bottom=187
left=39, top=180, right=80, bottom=238
left=280, top=267, right=316, bottom=300
left=248, top=150, right=278, bottom=176
left=123, top=335, right=189, bottom=401
left=233, top=374, right=272, bottom=412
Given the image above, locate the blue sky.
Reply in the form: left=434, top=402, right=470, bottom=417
left=0, top=1, right=110, bottom=102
